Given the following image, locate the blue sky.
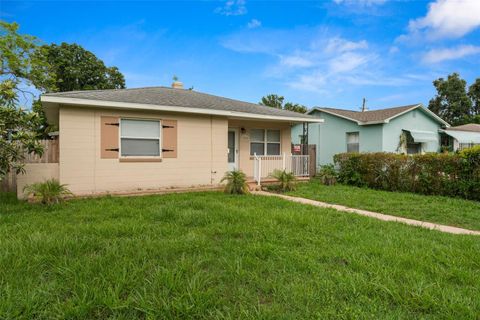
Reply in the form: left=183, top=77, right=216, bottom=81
left=2, top=0, right=480, bottom=111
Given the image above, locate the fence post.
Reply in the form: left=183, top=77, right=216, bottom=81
left=282, top=153, right=286, bottom=170
left=258, top=158, right=262, bottom=186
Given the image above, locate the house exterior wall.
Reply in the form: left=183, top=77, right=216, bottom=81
left=382, top=108, right=442, bottom=153
left=58, top=106, right=229, bottom=195
left=293, top=111, right=383, bottom=166
left=228, top=119, right=292, bottom=177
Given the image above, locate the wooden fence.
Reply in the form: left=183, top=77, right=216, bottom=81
left=0, top=139, right=59, bottom=192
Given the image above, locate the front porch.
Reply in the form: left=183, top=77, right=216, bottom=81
left=251, top=153, right=310, bottom=186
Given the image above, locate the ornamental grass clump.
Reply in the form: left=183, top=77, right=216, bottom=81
left=23, top=179, right=73, bottom=204
left=270, top=169, right=297, bottom=192
left=317, top=164, right=337, bottom=186
left=221, top=170, right=249, bottom=195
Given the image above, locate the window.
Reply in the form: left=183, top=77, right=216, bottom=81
left=120, top=119, right=161, bottom=157
left=346, top=132, right=359, bottom=153
left=459, top=143, right=478, bottom=150
left=407, top=143, right=421, bottom=154
left=250, top=129, right=281, bottom=155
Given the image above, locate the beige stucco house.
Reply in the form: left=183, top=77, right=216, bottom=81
left=17, top=83, right=321, bottom=198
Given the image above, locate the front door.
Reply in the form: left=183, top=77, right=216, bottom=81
left=228, top=129, right=238, bottom=171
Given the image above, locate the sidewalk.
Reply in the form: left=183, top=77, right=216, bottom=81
left=254, top=191, right=480, bottom=236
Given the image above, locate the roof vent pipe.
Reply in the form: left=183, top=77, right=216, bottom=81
left=361, top=98, right=368, bottom=112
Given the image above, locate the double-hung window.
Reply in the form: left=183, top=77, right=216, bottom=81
left=250, top=129, right=281, bottom=155
left=346, top=132, right=359, bottom=153
left=120, top=119, right=161, bottom=157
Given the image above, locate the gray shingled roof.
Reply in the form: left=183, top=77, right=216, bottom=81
left=448, top=123, right=480, bottom=132
left=43, top=86, right=316, bottom=120
left=311, top=104, right=420, bottom=124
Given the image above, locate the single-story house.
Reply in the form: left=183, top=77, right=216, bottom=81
left=440, top=123, right=480, bottom=151
left=17, top=82, right=322, bottom=198
left=292, top=104, right=450, bottom=166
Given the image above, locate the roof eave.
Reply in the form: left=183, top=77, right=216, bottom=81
left=41, top=96, right=324, bottom=123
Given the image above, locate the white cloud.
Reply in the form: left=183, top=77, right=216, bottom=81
left=422, top=45, right=480, bottom=63
left=279, top=54, right=314, bottom=68
left=247, top=19, right=261, bottom=29
left=333, top=0, right=387, bottom=6
left=325, top=37, right=368, bottom=53
left=215, top=0, right=247, bottom=16
left=407, top=0, right=480, bottom=39
left=329, top=52, right=371, bottom=73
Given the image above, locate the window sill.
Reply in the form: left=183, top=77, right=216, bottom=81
left=119, top=158, right=162, bottom=163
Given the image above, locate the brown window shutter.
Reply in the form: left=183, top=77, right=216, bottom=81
left=162, top=120, right=177, bottom=158
left=101, top=116, right=119, bottom=159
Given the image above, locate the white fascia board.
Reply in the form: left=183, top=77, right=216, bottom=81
left=382, top=104, right=450, bottom=127
left=41, top=96, right=324, bottom=123
left=312, top=108, right=361, bottom=125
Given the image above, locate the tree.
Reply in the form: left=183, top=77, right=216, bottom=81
left=260, top=94, right=284, bottom=109
left=428, top=73, right=472, bottom=125
left=0, top=22, right=52, bottom=177
left=284, top=102, right=307, bottom=114
left=259, top=94, right=307, bottom=114
left=39, top=42, right=125, bottom=92
left=468, top=78, right=480, bottom=116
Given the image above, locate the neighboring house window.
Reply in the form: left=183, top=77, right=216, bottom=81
left=459, top=143, right=477, bottom=150
left=346, top=132, right=359, bottom=153
left=250, top=129, right=281, bottom=155
left=407, top=143, right=421, bottom=154
left=120, top=119, right=161, bottom=157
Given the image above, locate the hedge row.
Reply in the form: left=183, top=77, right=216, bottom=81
left=333, top=146, right=480, bottom=200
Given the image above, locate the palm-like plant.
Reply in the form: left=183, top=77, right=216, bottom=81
left=270, top=169, right=297, bottom=192
left=221, top=170, right=249, bottom=194
left=23, top=179, right=73, bottom=204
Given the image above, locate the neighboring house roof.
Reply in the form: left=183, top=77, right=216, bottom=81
left=441, top=123, right=480, bottom=144
left=309, top=104, right=449, bottom=127
left=41, top=87, right=322, bottom=123
left=447, top=123, right=480, bottom=132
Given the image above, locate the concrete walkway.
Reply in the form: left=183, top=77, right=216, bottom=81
left=254, top=191, right=480, bottom=236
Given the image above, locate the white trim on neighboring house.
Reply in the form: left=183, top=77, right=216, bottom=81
left=309, top=108, right=361, bottom=124
left=383, top=105, right=450, bottom=127
left=308, top=104, right=450, bottom=127
left=41, top=96, right=324, bottom=123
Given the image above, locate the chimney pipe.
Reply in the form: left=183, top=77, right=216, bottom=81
left=171, top=81, right=184, bottom=89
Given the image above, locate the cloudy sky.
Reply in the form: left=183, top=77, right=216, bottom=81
left=3, top=0, right=480, bottom=111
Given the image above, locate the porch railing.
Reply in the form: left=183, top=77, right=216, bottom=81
left=253, top=153, right=309, bottom=185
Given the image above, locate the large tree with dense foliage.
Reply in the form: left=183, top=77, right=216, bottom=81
left=428, top=73, right=472, bottom=125
left=428, top=73, right=480, bottom=125
left=468, top=78, right=480, bottom=116
left=0, top=21, right=54, bottom=177
left=259, top=94, right=307, bottom=114
left=39, top=42, right=125, bottom=92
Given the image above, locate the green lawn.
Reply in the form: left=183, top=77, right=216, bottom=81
left=288, top=179, right=480, bottom=231
left=1, top=192, right=479, bottom=319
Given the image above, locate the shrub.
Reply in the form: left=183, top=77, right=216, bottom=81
left=270, top=169, right=297, bottom=192
left=23, top=179, right=73, bottom=204
left=221, top=170, right=249, bottom=194
left=333, top=150, right=480, bottom=201
left=317, top=164, right=337, bottom=186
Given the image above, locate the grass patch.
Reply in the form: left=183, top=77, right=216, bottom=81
left=1, top=191, right=479, bottom=318
left=288, top=179, right=480, bottom=231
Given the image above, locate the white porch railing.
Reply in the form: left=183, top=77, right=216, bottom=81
left=253, top=153, right=309, bottom=185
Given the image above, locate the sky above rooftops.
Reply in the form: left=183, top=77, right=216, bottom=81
left=2, top=0, right=480, bottom=111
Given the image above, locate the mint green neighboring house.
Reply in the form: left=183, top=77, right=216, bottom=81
left=440, top=123, right=480, bottom=151
left=292, top=104, right=450, bottom=166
